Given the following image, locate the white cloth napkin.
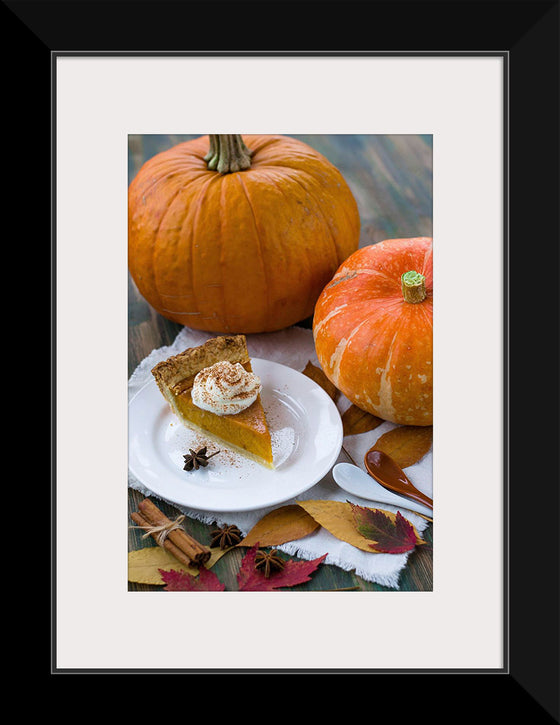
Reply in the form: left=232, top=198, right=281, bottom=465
left=128, top=326, right=432, bottom=589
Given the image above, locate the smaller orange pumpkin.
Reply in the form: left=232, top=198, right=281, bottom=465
left=313, top=237, right=433, bottom=426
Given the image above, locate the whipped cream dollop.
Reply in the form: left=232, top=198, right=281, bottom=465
left=191, top=361, right=262, bottom=415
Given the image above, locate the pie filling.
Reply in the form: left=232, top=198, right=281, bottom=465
left=172, top=389, right=273, bottom=466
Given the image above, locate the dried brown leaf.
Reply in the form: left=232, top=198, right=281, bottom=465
left=372, top=426, right=433, bottom=468
left=240, top=504, right=320, bottom=547
left=342, top=405, right=384, bottom=436
left=302, top=361, right=339, bottom=401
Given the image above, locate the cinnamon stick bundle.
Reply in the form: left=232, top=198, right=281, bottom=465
left=131, top=498, right=211, bottom=567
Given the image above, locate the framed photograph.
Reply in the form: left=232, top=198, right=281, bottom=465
left=33, top=0, right=557, bottom=711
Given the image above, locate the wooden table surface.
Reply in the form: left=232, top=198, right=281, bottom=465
left=128, top=134, right=433, bottom=592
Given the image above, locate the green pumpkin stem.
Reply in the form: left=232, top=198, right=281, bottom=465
left=204, top=134, right=253, bottom=174
left=401, top=270, right=427, bottom=303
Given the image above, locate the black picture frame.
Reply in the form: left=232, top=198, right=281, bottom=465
left=23, top=0, right=557, bottom=716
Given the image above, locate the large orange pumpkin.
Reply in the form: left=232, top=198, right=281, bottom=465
left=128, top=134, right=360, bottom=333
left=313, top=237, right=433, bottom=426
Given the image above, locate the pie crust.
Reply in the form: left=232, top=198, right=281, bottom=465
left=152, top=335, right=274, bottom=468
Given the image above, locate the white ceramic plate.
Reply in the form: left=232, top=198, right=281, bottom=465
left=128, top=359, right=343, bottom=512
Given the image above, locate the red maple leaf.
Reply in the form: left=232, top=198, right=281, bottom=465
left=237, top=544, right=327, bottom=591
left=350, top=504, right=418, bottom=554
left=159, top=567, right=226, bottom=591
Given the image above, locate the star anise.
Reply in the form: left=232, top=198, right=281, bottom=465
left=254, top=549, right=285, bottom=578
left=183, top=446, right=220, bottom=471
left=209, top=523, right=243, bottom=549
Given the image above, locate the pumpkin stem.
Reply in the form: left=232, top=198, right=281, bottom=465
left=204, top=134, right=253, bottom=174
left=401, top=270, right=427, bottom=303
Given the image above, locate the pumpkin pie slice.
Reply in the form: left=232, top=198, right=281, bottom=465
left=151, top=335, right=274, bottom=468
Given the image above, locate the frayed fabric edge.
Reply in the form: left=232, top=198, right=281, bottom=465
left=276, top=539, right=404, bottom=590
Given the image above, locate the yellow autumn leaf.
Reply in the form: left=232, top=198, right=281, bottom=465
left=297, top=500, right=424, bottom=553
left=128, top=546, right=226, bottom=585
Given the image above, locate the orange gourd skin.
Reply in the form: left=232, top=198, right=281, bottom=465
left=313, top=237, right=433, bottom=426
left=128, top=135, right=360, bottom=333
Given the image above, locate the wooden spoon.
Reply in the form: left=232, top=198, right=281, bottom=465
left=364, top=448, right=433, bottom=510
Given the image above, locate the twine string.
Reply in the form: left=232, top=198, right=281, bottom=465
left=130, top=514, right=186, bottom=546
